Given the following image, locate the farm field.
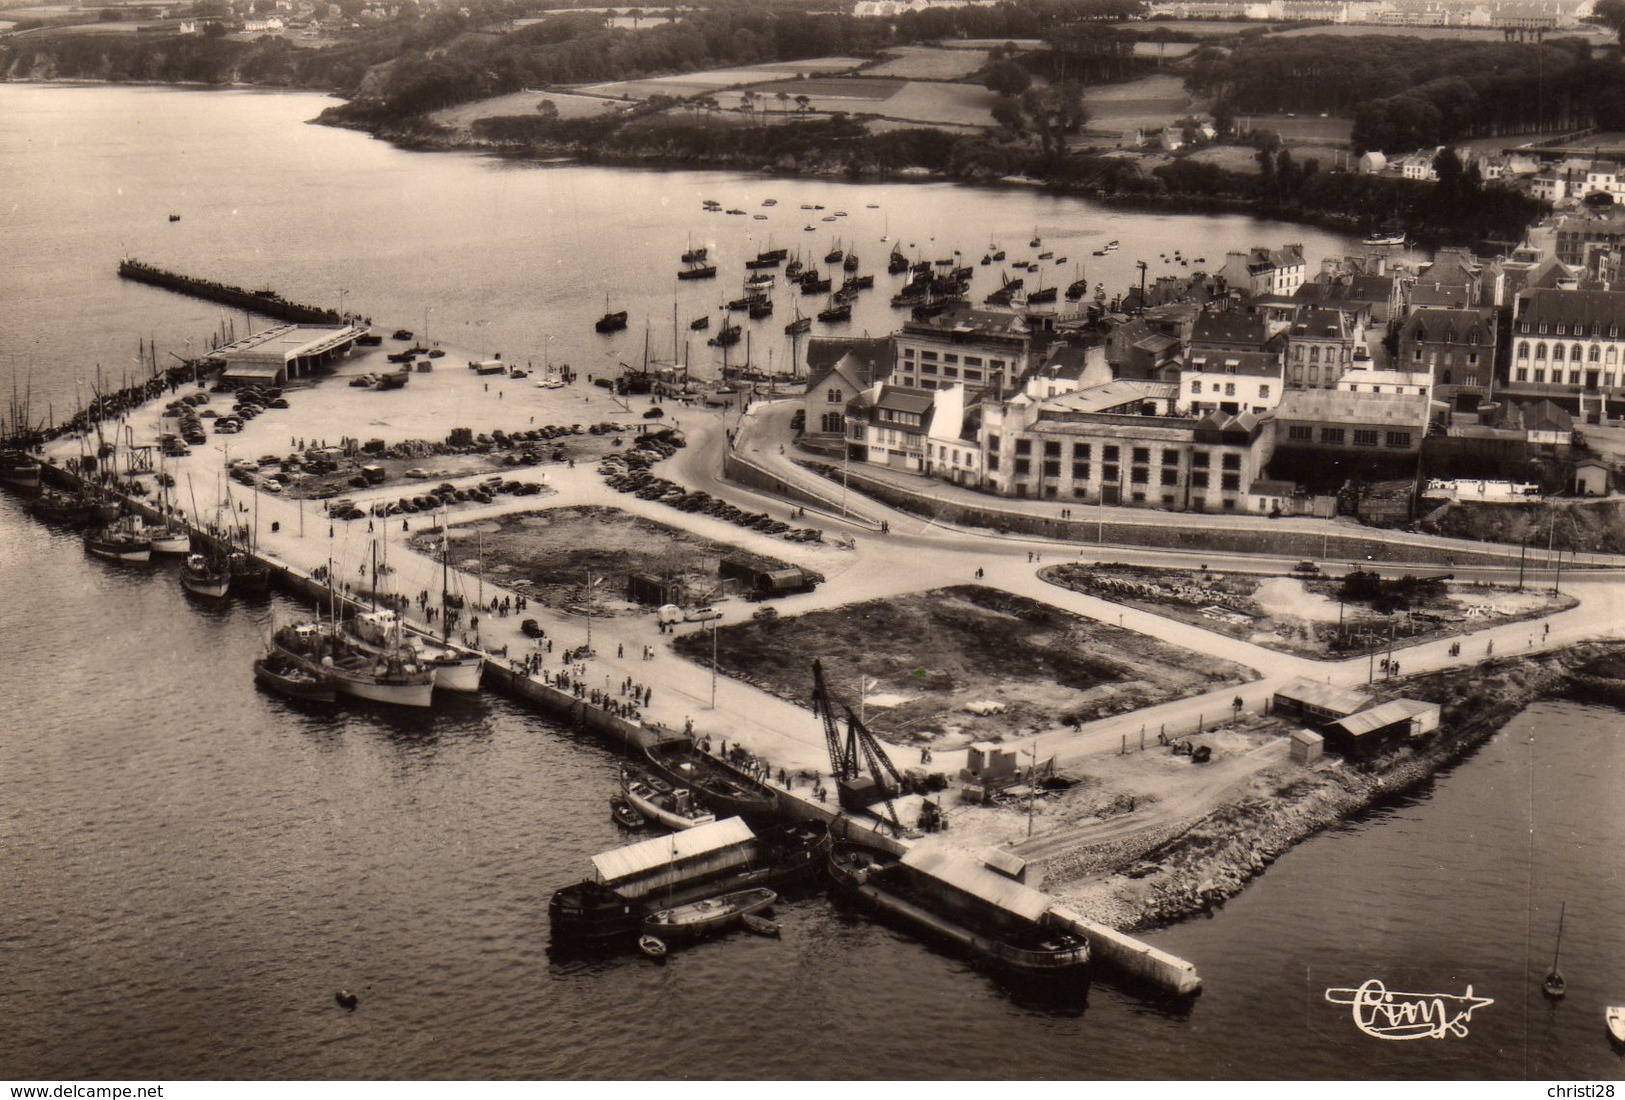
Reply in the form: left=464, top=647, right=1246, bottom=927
left=866, top=45, right=990, bottom=80
left=748, top=76, right=1001, bottom=127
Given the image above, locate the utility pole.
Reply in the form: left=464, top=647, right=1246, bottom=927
left=709, top=617, right=718, bottom=710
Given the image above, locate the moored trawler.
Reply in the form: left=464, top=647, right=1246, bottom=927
left=180, top=551, right=230, bottom=599
left=0, top=450, right=42, bottom=490
left=622, top=769, right=716, bottom=830
left=343, top=607, right=483, bottom=692
left=273, top=621, right=434, bottom=708
left=84, top=517, right=152, bottom=563
left=642, top=737, right=778, bottom=821
left=829, top=843, right=1090, bottom=976
left=253, top=650, right=337, bottom=704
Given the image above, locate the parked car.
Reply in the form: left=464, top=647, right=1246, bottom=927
left=684, top=605, right=722, bottom=622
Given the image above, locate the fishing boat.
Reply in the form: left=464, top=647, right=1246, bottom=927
left=180, top=551, right=231, bottom=599
left=622, top=770, right=717, bottom=830
left=641, top=887, right=777, bottom=944
left=253, top=650, right=336, bottom=703
left=690, top=315, right=710, bottom=331
left=1363, top=232, right=1406, bottom=247
left=707, top=321, right=742, bottom=348
left=677, top=263, right=717, bottom=281
left=887, top=250, right=909, bottom=275
left=0, top=450, right=41, bottom=490
left=643, top=738, right=779, bottom=820
left=1, top=382, right=43, bottom=490
left=745, top=272, right=776, bottom=289
left=1037, top=250, right=1054, bottom=260
left=29, top=487, right=93, bottom=525
left=611, top=797, right=647, bottom=829
left=843, top=253, right=859, bottom=273
left=227, top=549, right=271, bottom=596
left=84, top=517, right=152, bottom=563
left=824, top=243, right=844, bottom=264
left=1543, top=901, right=1567, bottom=1000
left=273, top=622, right=435, bottom=708
left=638, top=935, right=668, bottom=959
left=748, top=298, right=774, bottom=319
left=828, top=843, right=1091, bottom=976
left=784, top=308, right=811, bottom=336
left=817, top=300, right=851, bottom=323
left=800, top=275, right=831, bottom=295
left=595, top=309, right=629, bottom=334
left=1066, top=277, right=1090, bottom=301
left=1607, top=1006, right=1625, bottom=1045
left=344, top=607, right=483, bottom=692
left=1027, top=286, right=1058, bottom=304
left=681, top=240, right=708, bottom=264
left=742, top=912, right=781, bottom=938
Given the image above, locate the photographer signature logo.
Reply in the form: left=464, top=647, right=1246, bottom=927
left=1325, top=979, right=1494, bottom=1040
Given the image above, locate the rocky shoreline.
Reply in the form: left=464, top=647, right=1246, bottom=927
left=1048, top=644, right=1622, bottom=932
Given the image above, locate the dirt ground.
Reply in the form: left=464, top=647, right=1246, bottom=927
left=1046, top=563, right=1572, bottom=659
left=419, top=504, right=795, bottom=615
left=672, top=584, right=1254, bottom=743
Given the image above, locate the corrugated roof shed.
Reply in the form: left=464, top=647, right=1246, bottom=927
left=1329, top=698, right=1437, bottom=738
left=900, top=847, right=1052, bottom=923
left=1275, top=676, right=1372, bottom=716
left=591, top=816, right=754, bottom=885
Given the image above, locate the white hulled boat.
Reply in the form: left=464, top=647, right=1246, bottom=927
left=343, top=608, right=483, bottom=693
left=273, top=621, right=434, bottom=709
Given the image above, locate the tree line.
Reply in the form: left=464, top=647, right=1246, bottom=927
left=1186, top=33, right=1625, bottom=152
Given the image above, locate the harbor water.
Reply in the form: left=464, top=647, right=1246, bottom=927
left=1, top=83, right=1622, bottom=1080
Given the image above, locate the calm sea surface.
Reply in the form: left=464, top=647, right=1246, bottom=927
left=0, top=84, right=1621, bottom=1080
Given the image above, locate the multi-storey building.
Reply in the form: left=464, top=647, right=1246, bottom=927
left=1395, top=306, right=1497, bottom=412
left=1181, top=351, right=1284, bottom=414
left=1507, top=287, right=1625, bottom=419
left=890, top=307, right=1035, bottom=396
left=1283, top=307, right=1362, bottom=390
left=979, top=380, right=1275, bottom=511
left=800, top=336, right=892, bottom=440
left=1219, top=244, right=1307, bottom=297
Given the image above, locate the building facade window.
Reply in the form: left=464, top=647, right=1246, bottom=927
left=1353, top=429, right=1379, bottom=446
left=1386, top=431, right=1412, bottom=448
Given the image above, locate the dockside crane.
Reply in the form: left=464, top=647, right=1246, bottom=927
left=811, top=659, right=906, bottom=835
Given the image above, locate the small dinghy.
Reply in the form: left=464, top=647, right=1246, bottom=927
left=1606, top=1006, right=1625, bottom=1046
left=638, top=935, right=668, bottom=960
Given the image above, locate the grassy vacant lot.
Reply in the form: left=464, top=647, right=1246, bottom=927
left=747, top=77, right=1000, bottom=127
left=866, top=46, right=990, bottom=80
left=419, top=505, right=791, bottom=614
left=674, top=585, right=1253, bottom=742
left=432, top=91, right=623, bottom=131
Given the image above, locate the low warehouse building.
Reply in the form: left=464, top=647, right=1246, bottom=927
left=1272, top=678, right=1373, bottom=730
left=1322, top=698, right=1441, bottom=758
